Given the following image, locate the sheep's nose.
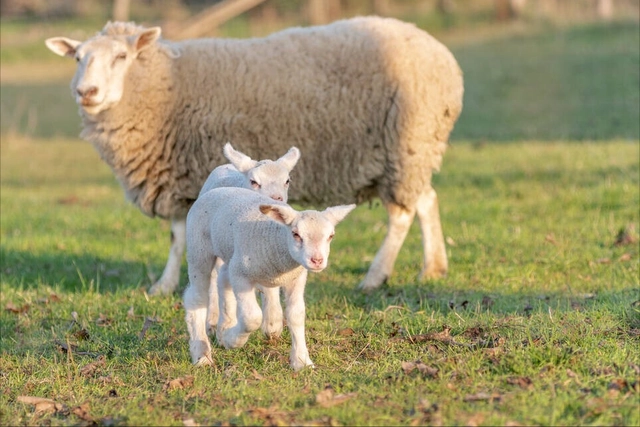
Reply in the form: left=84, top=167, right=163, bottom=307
left=77, top=86, right=98, bottom=99
left=271, top=195, right=283, bottom=201
left=310, top=256, right=324, bottom=266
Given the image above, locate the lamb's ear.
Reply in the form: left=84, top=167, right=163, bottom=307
left=260, top=204, right=298, bottom=226
left=129, top=26, right=161, bottom=53
left=224, top=143, right=257, bottom=172
left=323, top=204, right=357, bottom=225
left=45, top=37, right=81, bottom=58
left=276, top=147, right=301, bottom=172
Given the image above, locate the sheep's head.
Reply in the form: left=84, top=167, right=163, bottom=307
left=45, top=23, right=161, bottom=116
left=260, top=204, right=356, bottom=272
left=224, top=143, right=301, bottom=203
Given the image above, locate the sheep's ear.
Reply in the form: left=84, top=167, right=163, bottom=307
left=224, top=143, right=257, bottom=172
left=45, top=37, right=81, bottom=58
left=323, top=204, right=357, bottom=225
left=260, top=204, right=298, bottom=226
left=276, top=146, right=300, bottom=172
left=129, top=26, right=161, bottom=52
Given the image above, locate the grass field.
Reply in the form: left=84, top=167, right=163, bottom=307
left=1, top=18, right=639, bottom=426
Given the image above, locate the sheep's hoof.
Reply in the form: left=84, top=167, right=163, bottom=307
left=148, top=282, right=174, bottom=296
left=418, top=267, right=448, bottom=281
left=194, top=354, right=213, bottom=366
left=357, top=273, right=388, bottom=293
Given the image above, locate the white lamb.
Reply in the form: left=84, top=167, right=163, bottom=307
left=184, top=187, right=355, bottom=371
left=199, top=142, right=300, bottom=334
left=45, top=18, right=463, bottom=295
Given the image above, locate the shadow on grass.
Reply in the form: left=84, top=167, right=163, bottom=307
left=0, top=247, right=165, bottom=294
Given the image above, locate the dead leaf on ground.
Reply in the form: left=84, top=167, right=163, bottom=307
left=163, top=375, right=195, bottom=391
left=17, top=396, right=66, bottom=415
left=506, top=376, right=533, bottom=390
left=545, top=233, right=557, bottom=245
left=619, top=253, right=632, bottom=262
left=80, top=355, right=106, bottom=377
left=465, top=412, right=485, bottom=427
left=463, top=392, right=502, bottom=403
left=401, top=360, right=439, bottom=378
left=127, top=306, right=135, bottom=319
left=183, top=418, right=199, bottom=426
left=71, top=402, right=93, bottom=422
left=337, top=327, right=354, bottom=337
left=250, top=369, right=264, bottom=381
left=96, top=313, right=113, bottom=326
left=301, top=415, right=341, bottom=426
left=247, top=405, right=290, bottom=426
left=139, top=316, right=160, bottom=340
left=5, top=302, right=29, bottom=314
left=315, top=385, right=357, bottom=408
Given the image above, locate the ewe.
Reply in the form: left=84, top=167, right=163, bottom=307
left=45, top=17, right=463, bottom=294
left=198, top=143, right=300, bottom=333
left=184, top=187, right=355, bottom=370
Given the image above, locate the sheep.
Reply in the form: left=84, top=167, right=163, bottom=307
left=184, top=186, right=356, bottom=370
left=197, top=142, right=300, bottom=333
left=44, top=16, right=464, bottom=294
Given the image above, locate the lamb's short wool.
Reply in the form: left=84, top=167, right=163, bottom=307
left=184, top=187, right=355, bottom=370
left=194, top=143, right=300, bottom=332
left=45, top=17, right=463, bottom=293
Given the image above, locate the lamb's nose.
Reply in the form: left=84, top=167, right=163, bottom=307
left=271, top=195, right=283, bottom=201
left=310, top=256, right=324, bottom=266
left=77, top=86, right=98, bottom=98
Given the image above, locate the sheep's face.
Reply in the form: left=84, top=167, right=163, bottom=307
left=45, top=27, right=161, bottom=116
left=260, top=204, right=357, bottom=273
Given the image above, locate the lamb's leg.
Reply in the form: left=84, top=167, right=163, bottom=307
left=149, top=218, right=185, bottom=296
left=284, top=272, right=314, bottom=371
left=358, top=202, right=416, bottom=292
left=184, top=253, right=215, bottom=366
left=216, top=263, right=237, bottom=337
left=260, top=286, right=283, bottom=339
left=415, top=186, right=448, bottom=280
left=206, top=258, right=223, bottom=335
left=218, top=275, right=261, bottom=349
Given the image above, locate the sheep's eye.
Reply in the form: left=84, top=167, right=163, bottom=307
left=292, top=231, right=302, bottom=242
left=328, top=234, right=335, bottom=242
left=285, top=179, right=290, bottom=186
left=75, top=55, right=80, bottom=63
left=115, top=52, right=127, bottom=61
left=250, top=180, right=261, bottom=189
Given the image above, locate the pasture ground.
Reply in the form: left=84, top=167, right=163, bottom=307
left=1, top=17, right=639, bottom=427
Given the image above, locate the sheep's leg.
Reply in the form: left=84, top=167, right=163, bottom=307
left=216, top=263, right=237, bottom=337
left=184, top=253, right=215, bottom=366
left=206, top=258, right=223, bottom=335
left=416, top=187, right=448, bottom=280
left=284, top=272, right=314, bottom=371
left=260, top=286, right=283, bottom=339
left=219, top=276, right=261, bottom=349
left=358, top=202, right=415, bottom=292
left=149, top=218, right=185, bottom=296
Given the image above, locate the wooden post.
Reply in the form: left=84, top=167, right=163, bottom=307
left=113, top=0, right=130, bottom=21
left=177, top=0, right=269, bottom=39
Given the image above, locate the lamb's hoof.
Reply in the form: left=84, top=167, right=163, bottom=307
left=194, top=354, right=213, bottom=366
left=291, top=361, right=315, bottom=372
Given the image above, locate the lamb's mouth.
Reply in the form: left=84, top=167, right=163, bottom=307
left=80, top=99, right=100, bottom=108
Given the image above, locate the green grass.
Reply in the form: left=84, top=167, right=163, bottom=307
left=1, top=137, right=638, bottom=426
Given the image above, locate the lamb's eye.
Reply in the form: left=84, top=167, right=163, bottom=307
left=328, top=234, right=335, bottom=242
left=250, top=180, right=261, bottom=189
left=115, top=52, right=127, bottom=61
left=285, top=179, right=290, bottom=186
left=292, top=231, right=302, bottom=242
left=75, top=55, right=80, bottom=63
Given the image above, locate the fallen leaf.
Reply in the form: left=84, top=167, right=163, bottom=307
left=614, top=225, right=637, bottom=246
left=401, top=360, right=439, bottom=378
left=80, top=355, right=106, bottom=377
left=183, top=418, right=199, bottom=426
left=73, top=328, right=91, bottom=341
left=247, top=405, right=290, bottom=426
left=446, top=236, right=456, bottom=246
left=545, top=233, right=557, bottom=245
left=315, top=385, right=357, bottom=408
left=251, top=369, right=264, bottom=381
left=301, top=415, right=340, bottom=426
left=5, top=302, right=29, bottom=314
left=619, top=253, right=632, bottom=262
left=127, top=306, right=135, bottom=319
left=466, top=412, right=485, bottom=426
left=337, top=327, right=354, bottom=336
left=163, top=375, right=194, bottom=391
left=17, top=396, right=66, bottom=415
left=507, top=376, right=533, bottom=390
left=139, top=316, right=159, bottom=340
left=71, top=402, right=93, bottom=422
left=96, top=313, right=113, bottom=326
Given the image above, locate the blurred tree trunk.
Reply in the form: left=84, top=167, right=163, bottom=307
left=113, top=0, right=130, bottom=21
left=307, top=0, right=341, bottom=25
